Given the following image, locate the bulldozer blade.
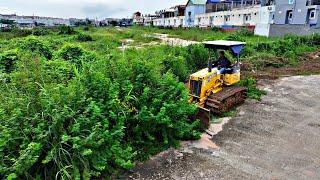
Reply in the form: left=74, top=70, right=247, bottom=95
left=196, top=108, right=211, bottom=130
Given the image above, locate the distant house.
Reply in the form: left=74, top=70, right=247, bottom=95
left=119, top=18, right=133, bottom=27
left=153, top=5, right=186, bottom=27
left=255, top=0, right=320, bottom=37
left=142, top=14, right=159, bottom=26
left=133, top=12, right=143, bottom=25
left=185, top=0, right=207, bottom=27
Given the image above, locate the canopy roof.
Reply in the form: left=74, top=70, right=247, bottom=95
left=207, top=0, right=232, bottom=3
left=203, top=40, right=246, bottom=55
left=187, top=0, right=207, bottom=5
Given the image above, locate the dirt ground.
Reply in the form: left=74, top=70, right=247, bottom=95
left=123, top=75, right=320, bottom=180
left=243, top=51, right=320, bottom=79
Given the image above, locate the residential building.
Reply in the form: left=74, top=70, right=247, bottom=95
left=196, top=4, right=261, bottom=27
left=133, top=12, right=143, bottom=25
left=185, top=0, right=207, bottom=27
left=255, top=0, right=320, bottom=37
left=142, top=14, right=160, bottom=26
left=153, top=5, right=186, bottom=27
left=0, top=14, right=70, bottom=28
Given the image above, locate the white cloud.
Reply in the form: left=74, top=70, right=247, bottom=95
left=0, top=0, right=186, bottom=19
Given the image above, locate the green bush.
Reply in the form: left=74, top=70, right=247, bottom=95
left=56, top=44, right=86, bottom=66
left=83, top=26, right=90, bottom=31
left=32, top=27, right=51, bottom=36
left=0, top=45, right=200, bottom=179
left=58, top=25, right=76, bottom=35
left=42, top=59, right=74, bottom=84
left=238, top=78, right=266, bottom=100
left=0, top=50, right=18, bottom=73
left=248, top=52, right=287, bottom=69
left=211, top=26, right=221, bottom=32
left=21, top=36, right=53, bottom=59
left=184, top=44, right=209, bottom=72
left=77, top=33, right=93, bottom=42
left=224, top=33, right=245, bottom=42
left=2, top=26, right=320, bottom=180
left=11, top=28, right=33, bottom=37
left=235, top=28, right=254, bottom=36
left=162, top=55, right=188, bottom=82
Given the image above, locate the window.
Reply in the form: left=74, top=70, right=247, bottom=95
left=286, top=10, right=293, bottom=24
left=288, top=11, right=293, bottom=20
left=310, top=9, right=316, bottom=19
left=225, top=15, right=230, bottom=22
left=245, top=14, right=251, bottom=22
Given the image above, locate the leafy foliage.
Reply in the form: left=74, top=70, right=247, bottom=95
left=0, top=27, right=201, bottom=179
left=238, top=78, right=267, bottom=100
left=0, top=50, right=18, bottom=73
left=76, top=33, right=93, bottom=42
left=184, top=44, right=209, bottom=73
left=58, top=25, right=76, bottom=35
left=0, top=26, right=320, bottom=180
left=21, top=36, right=53, bottom=59
left=32, top=27, right=52, bottom=36
left=56, top=44, right=95, bottom=67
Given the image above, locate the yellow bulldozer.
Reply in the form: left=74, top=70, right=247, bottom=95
left=188, top=40, right=247, bottom=125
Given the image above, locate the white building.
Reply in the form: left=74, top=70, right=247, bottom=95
left=254, top=5, right=275, bottom=36
left=0, top=14, right=70, bottom=28
left=153, top=5, right=186, bottom=28
left=195, top=5, right=261, bottom=27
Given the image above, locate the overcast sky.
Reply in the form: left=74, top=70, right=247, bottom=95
left=0, top=0, right=187, bottom=19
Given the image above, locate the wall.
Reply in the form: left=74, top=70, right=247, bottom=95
left=195, top=6, right=261, bottom=27
left=254, top=5, right=275, bottom=36
left=274, top=0, right=320, bottom=25
left=185, top=4, right=206, bottom=27
left=268, top=24, right=320, bottom=37
left=153, top=16, right=185, bottom=27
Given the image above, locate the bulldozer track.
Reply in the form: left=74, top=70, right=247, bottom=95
left=206, top=86, right=247, bottom=113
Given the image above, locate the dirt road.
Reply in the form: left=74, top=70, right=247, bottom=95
left=125, top=75, right=320, bottom=180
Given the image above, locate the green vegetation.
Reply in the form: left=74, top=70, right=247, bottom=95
left=238, top=78, right=267, bottom=101
left=0, top=26, right=319, bottom=179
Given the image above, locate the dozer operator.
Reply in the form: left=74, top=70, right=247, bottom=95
left=214, top=51, right=232, bottom=74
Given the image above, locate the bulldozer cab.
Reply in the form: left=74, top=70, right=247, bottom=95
left=203, top=40, right=246, bottom=67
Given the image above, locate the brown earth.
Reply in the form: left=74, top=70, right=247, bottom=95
left=243, top=50, right=320, bottom=80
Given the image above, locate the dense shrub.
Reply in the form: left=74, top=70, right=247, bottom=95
left=224, top=33, right=245, bottom=42
left=248, top=52, right=287, bottom=69
left=1, top=27, right=320, bottom=180
left=0, top=50, right=18, bottom=73
left=83, top=26, right=90, bottom=31
left=42, top=59, right=74, bottom=83
left=162, top=55, right=188, bottom=82
left=77, top=33, right=93, bottom=42
left=211, top=26, right=221, bottom=32
left=56, top=44, right=87, bottom=66
left=58, top=25, right=76, bottom=35
left=238, top=78, right=266, bottom=100
left=11, top=28, right=33, bottom=37
left=235, top=28, right=254, bottom=37
left=184, top=44, right=209, bottom=72
left=21, top=37, right=53, bottom=59
left=32, top=27, right=51, bottom=36
left=0, top=45, right=200, bottom=179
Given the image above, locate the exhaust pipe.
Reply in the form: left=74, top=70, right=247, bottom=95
left=208, top=52, right=212, bottom=72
